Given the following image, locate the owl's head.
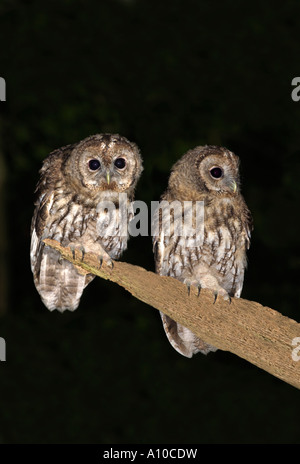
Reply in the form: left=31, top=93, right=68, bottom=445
left=168, top=145, right=241, bottom=199
left=64, top=134, right=143, bottom=197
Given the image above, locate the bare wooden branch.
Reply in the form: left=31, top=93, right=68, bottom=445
left=44, top=238, right=300, bottom=390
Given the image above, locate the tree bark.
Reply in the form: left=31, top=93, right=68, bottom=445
left=44, top=238, right=300, bottom=390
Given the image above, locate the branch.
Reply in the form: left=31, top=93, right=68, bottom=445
left=44, top=239, right=300, bottom=390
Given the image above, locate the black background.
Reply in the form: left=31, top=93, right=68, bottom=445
left=0, top=0, right=300, bottom=444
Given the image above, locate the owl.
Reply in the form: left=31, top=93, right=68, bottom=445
left=153, top=145, right=252, bottom=357
left=30, top=133, right=143, bottom=312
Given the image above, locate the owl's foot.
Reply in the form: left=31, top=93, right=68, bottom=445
left=183, top=275, right=231, bottom=303
left=85, top=241, right=114, bottom=268
left=189, top=270, right=232, bottom=304
left=183, top=278, right=201, bottom=297
left=68, top=242, right=113, bottom=269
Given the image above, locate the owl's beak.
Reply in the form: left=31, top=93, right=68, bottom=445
left=231, top=181, right=237, bottom=193
left=106, top=171, right=111, bottom=185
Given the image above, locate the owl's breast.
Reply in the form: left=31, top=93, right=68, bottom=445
left=43, top=193, right=92, bottom=245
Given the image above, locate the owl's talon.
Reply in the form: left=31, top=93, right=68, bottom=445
left=212, top=288, right=231, bottom=304
left=98, top=254, right=113, bottom=269
left=219, top=288, right=231, bottom=303
left=69, top=244, right=85, bottom=261
left=105, top=257, right=113, bottom=268
left=184, top=278, right=201, bottom=297
left=187, top=284, right=191, bottom=296
left=70, top=245, right=76, bottom=260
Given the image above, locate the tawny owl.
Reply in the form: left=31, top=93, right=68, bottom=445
left=30, top=133, right=143, bottom=312
left=153, top=145, right=252, bottom=357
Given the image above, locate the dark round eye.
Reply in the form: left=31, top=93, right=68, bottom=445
left=114, top=158, right=126, bottom=169
left=210, top=167, right=223, bottom=179
left=88, top=159, right=101, bottom=171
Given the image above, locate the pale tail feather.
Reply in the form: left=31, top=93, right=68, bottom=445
left=35, top=247, right=90, bottom=312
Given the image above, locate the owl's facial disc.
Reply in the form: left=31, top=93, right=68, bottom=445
left=77, top=145, right=137, bottom=193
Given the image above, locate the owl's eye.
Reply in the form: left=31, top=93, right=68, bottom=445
left=114, top=158, right=126, bottom=169
left=210, top=167, right=223, bottom=179
left=88, top=159, right=101, bottom=171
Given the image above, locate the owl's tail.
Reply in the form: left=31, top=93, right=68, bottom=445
left=160, top=312, right=217, bottom=357
left=32, top=246, right=92, bottom=312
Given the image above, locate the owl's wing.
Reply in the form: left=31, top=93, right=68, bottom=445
left=30, top=147, right=92, bottom=312
left=152, top=235, right=162, bottom=274
left=152, top=203, right=164, bottom=275
left=31, top=190, right=92, bottom=312
left=243, top=201, right=253, bottom=250
left=232, top=203, right=253, bottom=298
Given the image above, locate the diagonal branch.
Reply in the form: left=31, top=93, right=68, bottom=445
left=44, top=238, right=300, bottom=390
